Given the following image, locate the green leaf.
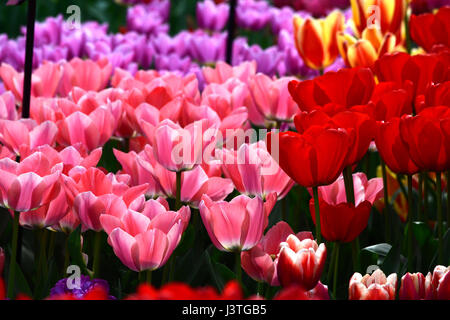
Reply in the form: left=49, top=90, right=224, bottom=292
left=67, top=226, right=92, bottom=277
left=205, top=250, right=224, bottom=291
left=362, top=243, right=392, bottom=257
left=381, top=241, right=402, bottom=275
left=14, top=264, right=32, bottom=297
left=412, top=222, right=432, bottom=247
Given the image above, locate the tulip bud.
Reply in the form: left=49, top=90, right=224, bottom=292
left=277, top=234, right=327, bottom=290
left=399, top=272, right=426, bottom=300
left=425, top=265, right=450, bottom=300
left=349, top=269, right=397, bottom=300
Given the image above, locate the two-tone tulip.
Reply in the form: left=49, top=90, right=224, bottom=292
left=293, top=10, right=345, bottom=71
left=338, top=28, right=398, bottom=68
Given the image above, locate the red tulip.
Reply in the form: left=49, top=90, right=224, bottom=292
left=309, top=173, right=383, bottom=243
left=277, top=234, right=327, bottom=290
left=399, top=272, right=427, bottom=300
left=295, top=109, right=376, bottom=166
left=267, top=126, right=350, bottom=188
left=410, top=7, right=450, bottom=52
left=126, top=281, right=243, bottom=300
left=349, top=269, right=397, bottom=300
left=288, top=67, right=375, bottom=112
left=416, top=81, right=450, bottom=113
left=274, top=282, right=329, bottom=300
left=425, top=265, right=450, bottom=300
left=366, top=82, right=414, bottom=121
left=376, top=117, right=420, bottom=175
left=399, top=106, right=450, bottom=172
left=374, top=52, right=450, bottom=98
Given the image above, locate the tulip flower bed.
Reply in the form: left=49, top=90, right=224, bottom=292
left=0, top=0, right=449, bottom=302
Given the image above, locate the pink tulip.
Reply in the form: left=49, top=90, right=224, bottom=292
left=19, top=187, right=69, bottom=229
left=113, top=148, right=163, bottom=196
left=315, top=172, right=384, bottom=207
left=58, top=57, right=112, bottom=96
left=56, top=101, right=122, bottom=151
left=111, top=68, right=160, bottom=90
left=219, top=141, right=294, bottom=200
left=425, top=265, right=450, bottom=300
left=250, top=74, right=298, bottom=123
left=53, top=209, right=80, bottom=234
left=62, top=166, right=148, bottom=231
left=276, top=234, right=327, bottom=290
left=202, top=61, right=257, bottom=85
left=0, top=91, right=18, bottom=120
left=241, top=221, right=312, bottom=286
left=399, top=272, right=426, bottom=300
left=30, top=97, right=77, bottom=124
left=0, top=151, right=62, bottom=212
left=138, top=145, right=234, bottom=206
left=0, top=62, right=62, bottom=100
left=0, top=119, right=57, bottom=157
left=201, top=80, right=249, bottom=135
left=199, top=194, right=267, bottom=251
left=140, top=119, right=216, bottom=172
left=100, top=197, right=190, bottom=272
left=142, top=72, right=200, bottom=109
left=349, top=269, right=397, bottom=300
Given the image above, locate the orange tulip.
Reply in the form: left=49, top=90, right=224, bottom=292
left=293, top=10, right=345, bottom=71
left=350, top=0, right=406, bottom=42
left=338, top=28, right=399, bottom=68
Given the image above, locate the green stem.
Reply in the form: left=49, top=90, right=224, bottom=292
left=281, top=196, right=287, bottom=222
left=312, top=186, right=322, bottom=243
left=257, top=281, right=264, bottom=298
left=343, top=166, right=360, bottom=271
left=333, top=243, right=340, bottom=300
left=92, top=232, right=102, bottom=278
left=343, top=166, right=355, bottom=204
left=7, top=211, right=20, bottom=299
left=351, top=239, right=361, bottom=272
left=407, top=175, right=414, bottom=271
left=175, top=171, right=182, bottom=211
left=138, top=271, right=144, bottom=284
left=446, top=171, right=450, bottom=230
left=436, top=172, right=443, bottom=265
left=423, top=173, right=430, bottom=225
left=327, top=242, right=337, bottom=285
left=146, top=270, right=152, bottom=285
left=63, top=234, right=70, bottom=276
left=418, top=173, right=423, bottom=221
left=47, top=230, right=56, bottom=263
left=381, top=160, right=391, bottom=243
left=235, top=250, right=242, bottom=286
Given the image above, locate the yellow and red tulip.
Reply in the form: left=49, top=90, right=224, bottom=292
left=293, top=10, right=345, bottom=71
left=338, top=27, right=399, bottom=68
left=350, top=0, right=407, bottom=43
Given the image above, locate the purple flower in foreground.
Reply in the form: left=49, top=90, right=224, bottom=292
left=49, top=275, right=115, bottom=300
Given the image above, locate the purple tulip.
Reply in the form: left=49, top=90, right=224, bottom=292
left=197, top=0, right=230, bottom=31
left=49, top=275, right=115, bottom=300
